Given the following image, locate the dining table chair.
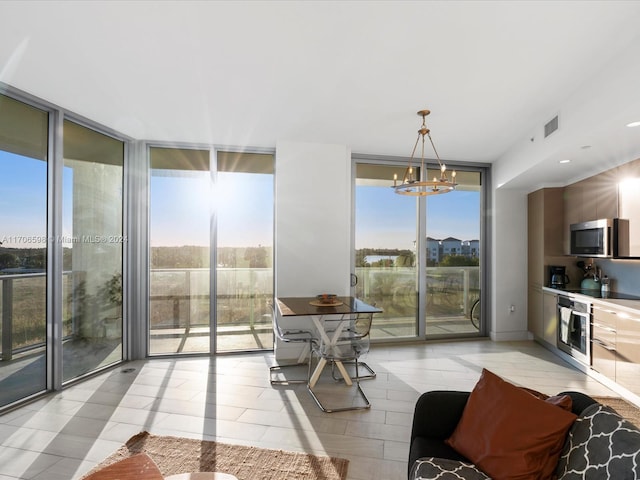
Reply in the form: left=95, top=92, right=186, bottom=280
left=268, top=300, right=316, bottom=385
left=307, top=311, right=374, bottom=412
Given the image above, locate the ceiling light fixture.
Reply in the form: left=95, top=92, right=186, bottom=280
left=559, top=159, right=571, bottom=164
left=392, top=109, right=456, bottom=196
left=626, top=121, right=640, bottom=128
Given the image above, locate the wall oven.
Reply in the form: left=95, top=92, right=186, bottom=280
left=557, top=294, right=591, bottom=366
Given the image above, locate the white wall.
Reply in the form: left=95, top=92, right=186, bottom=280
left=274, top=141, right=352, bottom=360
left=491, top=188, right=529, bottom=340
left=275, top=141, right=352, bottom=297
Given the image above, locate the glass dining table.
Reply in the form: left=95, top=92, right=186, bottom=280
left=275, top=296, right=382, bottom=387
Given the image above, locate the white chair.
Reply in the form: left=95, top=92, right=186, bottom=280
left=268, top=301, right=315, bottom=385
left=307, top=312, right=374, bottom=412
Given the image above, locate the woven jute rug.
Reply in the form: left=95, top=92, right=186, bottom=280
left=84, top=431, right=349, bottom=480
left=593, top=396, right=640, bottom=428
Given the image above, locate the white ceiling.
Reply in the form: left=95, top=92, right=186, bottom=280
left=2, top=0, right=640, bottom=190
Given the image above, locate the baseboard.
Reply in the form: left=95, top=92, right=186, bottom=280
left=490, top=330, right=531, bottom=341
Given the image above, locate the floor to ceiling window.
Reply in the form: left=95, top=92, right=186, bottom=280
left=149, top=147, right=211, bottom=355
left=0, top=94, right=49, bottom=407
left=354, top=163, right=419, bottom=338
left=215, top=151, right=274, bottom=353
left=354, top=161, right=484, bottom=339
left=424, top=169, right=482, bottom=336
left=62, top=120, right=124, bottom=381
left=148, top=148, right=274, bottom=354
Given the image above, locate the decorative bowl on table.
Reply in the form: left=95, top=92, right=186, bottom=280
left=315, top=293, right=339, bottom=305
left=316, top=293, right=338, bottom=305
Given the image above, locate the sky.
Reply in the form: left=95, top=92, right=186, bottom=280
left=2, top=151, right=479, bottom=251
left=0, top=152, right=48, bottom=246
left=355, top=184, right=481, bottom=250
left=149, top=170, right=274, bottom=248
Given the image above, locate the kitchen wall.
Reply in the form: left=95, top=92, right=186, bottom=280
left=593, top=259, right=640, bottom=295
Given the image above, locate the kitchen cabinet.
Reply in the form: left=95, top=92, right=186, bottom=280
left=592, top=305, right=617, bottom=381
left=542, top=291, right=558, bottom=346
left=529, top=286, right=543, bottom=339
left=617, top=159, right=640, bottom=258
left=592, top=301, right=640, bottom=398
left=584, top=175, right=618, bottom=220
left=563, top=182, right=583, bottom=235
left=615, top=308, right=640, bottom=397
left=528, top=188, right=566, bottom=338
left=528, top=187, right=565, bottom=282
left=563, top=176, right=618, bottom=254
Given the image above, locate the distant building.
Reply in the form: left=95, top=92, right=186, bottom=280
left=426, top=237, right=479, bottom=264
left=461, top=239, right=480, bottom=258
left=426, top=237, right=441, bottom=263
left=441, top=237, right=461, bottom=257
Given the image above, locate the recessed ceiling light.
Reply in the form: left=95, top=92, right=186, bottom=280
left=580, top=145, right=592, bottom=149
left=559, top=159, right=571, bottom=164
left=626, top=121, right=640, bottom=128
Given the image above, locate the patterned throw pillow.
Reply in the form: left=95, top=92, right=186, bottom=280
left=411, top=457, right=490, bottom=480
left=557, top=403, right=640, bottom=479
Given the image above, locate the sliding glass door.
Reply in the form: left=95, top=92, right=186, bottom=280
left=216, top=152, right=274, bottom=352
left=354, top=164, right=419, bottom=338
left=148, top=148, right=274, bottom=354
left=149, top=147, right=211, bottom=355
left=424, top=170, right=482, bottom=336
left=354, top=161, right=484, bottom=339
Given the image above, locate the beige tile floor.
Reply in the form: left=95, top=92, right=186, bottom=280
left=0, top=339, right=621, bottom=480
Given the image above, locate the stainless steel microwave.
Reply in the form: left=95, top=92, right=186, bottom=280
left=570, top=219, right=613, bottom=257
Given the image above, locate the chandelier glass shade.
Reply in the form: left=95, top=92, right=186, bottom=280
left=392, top=109, right=457, bottom=196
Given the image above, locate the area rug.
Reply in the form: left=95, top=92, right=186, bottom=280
left=592, top=396, right=640, bottom=427
left=84, top=431, right=349, bottom=480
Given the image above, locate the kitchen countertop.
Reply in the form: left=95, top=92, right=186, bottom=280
left=542, top=286, right=640, bottom=315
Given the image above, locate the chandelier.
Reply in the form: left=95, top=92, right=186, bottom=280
left=392, top=109, right=457, bottom=196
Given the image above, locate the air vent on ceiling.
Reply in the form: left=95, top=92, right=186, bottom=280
left=544, top=115, right=559, bottom=138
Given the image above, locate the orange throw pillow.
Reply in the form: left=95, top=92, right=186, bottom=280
left=445, top=369, right=577, bottom=480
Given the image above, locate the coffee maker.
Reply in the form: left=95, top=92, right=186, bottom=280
left=549, top=265, right=570, bottom=289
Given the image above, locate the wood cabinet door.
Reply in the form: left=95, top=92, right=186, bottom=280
left=528, top=286, right=543, bottom=339
left=542, top=292, right=558, bottom=346
left=528, top=190, right=544, bottom=285
left=579, top=177, right=598, bottom=221
left=592, top=305, right=617, bottom=381
left=563, top=183, right=582, bottom=254
left=615, top=311, right=640, bottom=396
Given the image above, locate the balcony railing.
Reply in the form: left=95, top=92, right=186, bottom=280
left=1, top=265, right=481, bottom=359
left=1, top=272, right=48, bottom=361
